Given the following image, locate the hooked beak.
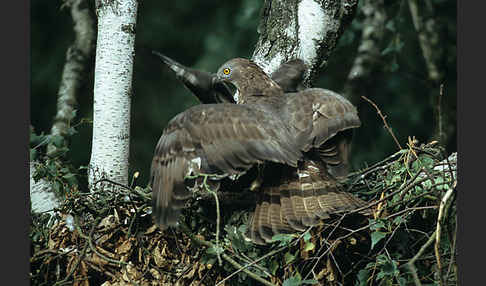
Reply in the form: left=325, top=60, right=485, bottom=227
left=211, top=75, right=227, bottom=88
left=211, top=76, right=237, bottom=103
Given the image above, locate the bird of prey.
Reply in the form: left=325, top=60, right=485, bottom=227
left=150, top=57, right=367, bottom=244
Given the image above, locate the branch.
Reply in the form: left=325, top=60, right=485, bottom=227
left=434, top=181, right=456, bottom=286
left=180, top=224, right=277, bottom=286
left=405, top=182, right=456, bottom=286
left=407, top=0, right=444, bottom=85
left=407, top=0, right=450, bottom=145
left=361, top=95, right=402, bottom=150
left=48, top=0, right=96, bottom=155
left=252, top=0, right=359, bottom=86
left=343, top=0, right=387, bottom=105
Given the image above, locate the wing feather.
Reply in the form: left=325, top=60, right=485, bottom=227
left=151, top=103, right=303, bottom=229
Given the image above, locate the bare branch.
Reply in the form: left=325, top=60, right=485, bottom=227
left=361, top=95, right=402, bottom=150
left=48, top=0, right=96, bottom=155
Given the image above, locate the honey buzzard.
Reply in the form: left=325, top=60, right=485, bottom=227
left=151, top=56, right=367, bottom=244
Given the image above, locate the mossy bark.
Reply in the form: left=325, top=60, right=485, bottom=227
left=252, top=0, right=359, bottom=87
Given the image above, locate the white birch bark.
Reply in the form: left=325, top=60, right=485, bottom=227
left=252, top=0, right=359, bottom=86
left=30, top=162, right=62, bottom=214
left=88, top=0, right=138, bottom=189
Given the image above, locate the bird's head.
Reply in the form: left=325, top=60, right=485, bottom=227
left=212, top=58, right=282, bottom=104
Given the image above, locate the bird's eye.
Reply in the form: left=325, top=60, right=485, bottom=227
left=223, top=68, right=231, bottom=75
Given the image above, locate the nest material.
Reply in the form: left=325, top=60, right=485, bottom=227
left=30, top=140, right=457, bottom=286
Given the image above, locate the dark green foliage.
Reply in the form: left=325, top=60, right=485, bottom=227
left=30, top=124, right=82, bottom=198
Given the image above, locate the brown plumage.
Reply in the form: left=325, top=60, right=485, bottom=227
left=150, top=57, right=368, bottom=244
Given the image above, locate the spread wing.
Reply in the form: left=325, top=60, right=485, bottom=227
left=151, top=103, right=303, bottom=228
left=282, top=88, right=361, bottom=177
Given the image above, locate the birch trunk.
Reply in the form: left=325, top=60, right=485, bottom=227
left=252, top=0, right=359, bottom=86
left=31, top=0, right=95, bottom=213
left=88, top=0, right=138, bottom=189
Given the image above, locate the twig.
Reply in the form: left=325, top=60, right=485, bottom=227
left=437, top=84, right=444, bottom=143
left=180, top=224, right=277, bottom=286
left=361, top=95, right=402, bottom=150
left=404, top=184, right=455, bottom=286
left=52, top=220, right=96, bottom=286
left=203, top=176, right=222, bottom=266
left=406, top=230, right=436, bottom=286
left=434, top=183, right=455, bottom=286
left=445, top=213, right=457, bottom=282
left=74, top=217, right=127, bottom=266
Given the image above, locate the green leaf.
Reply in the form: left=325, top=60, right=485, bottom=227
left=52, top=181, right=62, bottom=195
left=50, top=135, right=65, bottom=148
left=282, top=276, right=316, bottom=286
left=66, top=127, right=78, bottom=136
left=303, top=242, right=315, bottom=252
left=300, top=280, right=318, bottom=285
left=282, top=277, right=301, bottom=286
left=369, top=219, right=385, bottom=231
left=370, top=231, right=387, bottom=250
left=284, top=251, right=296, bottom=265
left=71, top=109, right=77, bottom=119
left=206, top=245, right=224, bottom=255
left=272, top=233, right=296, bottom=246
left=392, top=216, right=405, bottom=225
left=356, top=269, right=370, bottom=286
left=62, top=173, right=78, bottom=186
left=269, top=259, right=279, bottom=275
left=303, top=231, right=311, bottom=242
left=381, top=259, right=399, bottom=276
left=435, top=176, right=445, bottom=190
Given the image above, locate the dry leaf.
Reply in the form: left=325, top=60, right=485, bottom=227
left=145, top=224, right=158, bottom=235
left=116, top=238, right=134, bottom=255
left=149, top=268, right=161, bottom=280
left=153, top=245, right=166, bottom=267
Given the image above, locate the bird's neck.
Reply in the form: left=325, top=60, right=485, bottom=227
left=237, top=83, right=283, bottom=104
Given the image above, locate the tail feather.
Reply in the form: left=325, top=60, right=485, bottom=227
left=245, top=166, right=369, bottom=245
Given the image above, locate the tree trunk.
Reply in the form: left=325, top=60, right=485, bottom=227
left=343, top=0, right=386, bottom=105
left=47, top=0, right=96, bottom=156
left=88, top=0, right=138, bottom=189
left=30, top=162, right=62, bottom=214
left=31, top=0, right=95, bottom=213
left=407, top=0, right=451, bottom=147
left=252, top=0, right=359, bottom=86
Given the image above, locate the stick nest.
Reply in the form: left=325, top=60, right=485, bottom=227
left=30, top=140, right=457, bottom=286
